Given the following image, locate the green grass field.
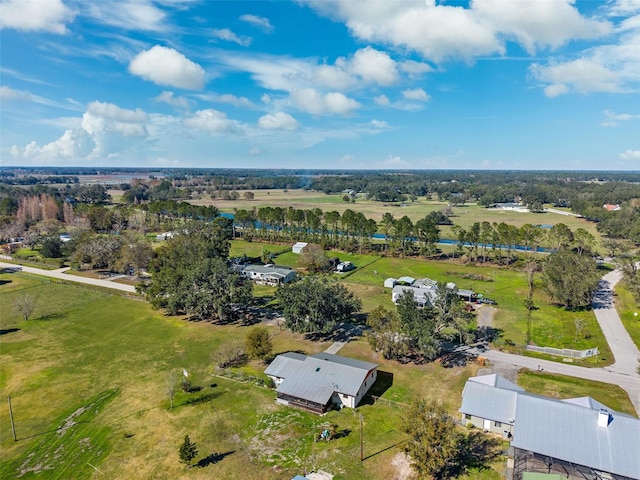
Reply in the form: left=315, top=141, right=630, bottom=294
left=517, top=370, right=635, bottom=415
left=189, top=189, right=601, bottom=245
left=616, top=285, right=640, bottom=350
left=1, top=266, right=635, bottom=479
left=231, top=238, right=614, bottom=366
left=0, top=275, right=491, bottom=479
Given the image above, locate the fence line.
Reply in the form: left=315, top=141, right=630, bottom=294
left=213, top=370, right=273, bottom=388
left=366, top=395, right=408, bottom=408
left=526, top=345, right=599, bottom=359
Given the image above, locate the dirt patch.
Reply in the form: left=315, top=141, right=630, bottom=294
left=391, top=452, right=415, bottom=480
left=477, top=305, right=496, bottom=328
left=57, top=406, right=87, bottom=437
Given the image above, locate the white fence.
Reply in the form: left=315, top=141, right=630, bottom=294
left=526, top=345, right=599, bottom=359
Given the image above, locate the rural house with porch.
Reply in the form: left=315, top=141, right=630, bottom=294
left=265, top=352, right=378, bottom=414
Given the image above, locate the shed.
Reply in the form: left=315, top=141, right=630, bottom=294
left=384, top=278, right=396, bottom=289
left=292, top=242, right=308, bottom=254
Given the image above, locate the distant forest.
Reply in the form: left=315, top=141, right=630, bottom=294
left=1, top=167, right=639, bottom=243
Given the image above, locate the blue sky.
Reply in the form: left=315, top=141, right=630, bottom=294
left=1, top=0, right=639, bottom=170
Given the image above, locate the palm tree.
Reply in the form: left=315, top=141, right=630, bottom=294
left=380, top=212, right=394, bottom=252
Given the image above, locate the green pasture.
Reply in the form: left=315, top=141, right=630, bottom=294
left=517, top=370, right=635, bottom=415
left=227, top=239, right=614, bottom=365
left=0, top=275, right=504, bottom=479
left=191, top=189, right=601, bottom=245
left=340, top=256, right=612, bottom=365
left=616, top=285, right=640, bottom=350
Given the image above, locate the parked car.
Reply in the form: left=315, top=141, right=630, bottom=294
left=477, top=298, right=497, bottom=305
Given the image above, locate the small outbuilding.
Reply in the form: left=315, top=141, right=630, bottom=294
left=292, top=242, right=308, bottom=254
left=384, top=278, right=397, bottom=289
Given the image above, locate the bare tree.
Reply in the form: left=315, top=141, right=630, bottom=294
left=167, top=370, right=179, bottom=410
left=13, top=295, right=36, bottom=320
left=574, top=318, right=586, bottom=342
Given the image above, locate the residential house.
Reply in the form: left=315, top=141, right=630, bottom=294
left=265, top=352, right=378, bottom=414
left=603, top=204, right=621, bottom=212
left=241, top=264, right=297, bottom=286
left=459, top=374, right=640, bottom=480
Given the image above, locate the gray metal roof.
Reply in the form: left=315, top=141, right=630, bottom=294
left=264, top=352, right=306, bottom=379
left=311, top=352, right=378, bottom=371
left=512, top=394, right=640, bottom=479
left=459, top=381, right=519, bottom=425
left=461, top=375, right=640, bottom=479
left=469, top=373, right=523, bottom=392
left=396, top=276, right=415, bottom=285
left=265, top=352, right=378, bottom=405
left=242, top=265, right=294, bottom=276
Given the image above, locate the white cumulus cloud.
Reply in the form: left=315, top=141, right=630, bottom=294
left=240, top=14, right=274, bottom=33
left=374, top=94, right=390, bottom=106
left=473, top=0, right=611, bottom=53
left=290, top=88, right=361, bottom=115
left=349, top=46, right=399, bottom=86
left=129, top=46, right=205, bottom=90
left=258, top=112, right=299, bottom=130
left=0, top=0, right=75, bottom=34
left=154, top=91, right=190, bottom=109
left=601, top=109, right=640, bottom=126
left=402, top=88, right=430, bottom=101
left=530, top=59, right=622, bottom=96
left=620, top=149, right=640, bottom=160
left=12, top=100, right=151, bottom=162
left=212, top=28, right=251, bottom=47
left=183, top=109, right=240, bottom=134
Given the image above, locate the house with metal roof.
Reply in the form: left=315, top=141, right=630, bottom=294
left=241, top=264, right=297, bottom=286
left=459, top=374, right=640, bottom=480
left=265, top=352, right=378, bottom=414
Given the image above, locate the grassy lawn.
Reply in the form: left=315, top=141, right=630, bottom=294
left=616, top=285, right=640, bottom=350
left=226, top=239, right=614, bottom=368
left=189, top=189, right=601, bottom=245
left=1, top=277, right=506, bottom=479
left=517, top=370, right=636, bottom=416
left=342, top=256, right=613, bottom=366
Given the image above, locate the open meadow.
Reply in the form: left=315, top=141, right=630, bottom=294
left=185, top=189, right=601, bottom=245
left=235, top=238, right=614, bottom=367
left=0, top=268, right=635, bottom=479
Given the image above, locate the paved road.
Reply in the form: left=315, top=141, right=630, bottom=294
left=592, top=268, right=640, bottom=375
left=0, top=261, right=137, bottom=293
left=483, top=266, right=640, bottom=415
left=482, top=349, right=640, bottom=415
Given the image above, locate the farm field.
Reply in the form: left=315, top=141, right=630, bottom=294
left=0, top=275, right=492, bottom=480
left=231, top=238, right=614, bottom=366
left=1, top=268, right=634, bottom=479
left=187, top=189, right=601, bottom=244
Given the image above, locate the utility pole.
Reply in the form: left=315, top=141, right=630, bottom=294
left=7, top=396, right=17, bottom=441
left=359, top=413, right=364, bottom=462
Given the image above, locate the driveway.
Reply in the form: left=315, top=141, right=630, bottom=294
left=482, top=349, right=640, bottom=415
left=0, top=262, right=137, bottom=293
left=592, top=268, right=640, bottom=375
left=482, top=266, right=640, bottom=415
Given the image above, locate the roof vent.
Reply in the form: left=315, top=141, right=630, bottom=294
left=598, top=409, right=611, bottom=428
